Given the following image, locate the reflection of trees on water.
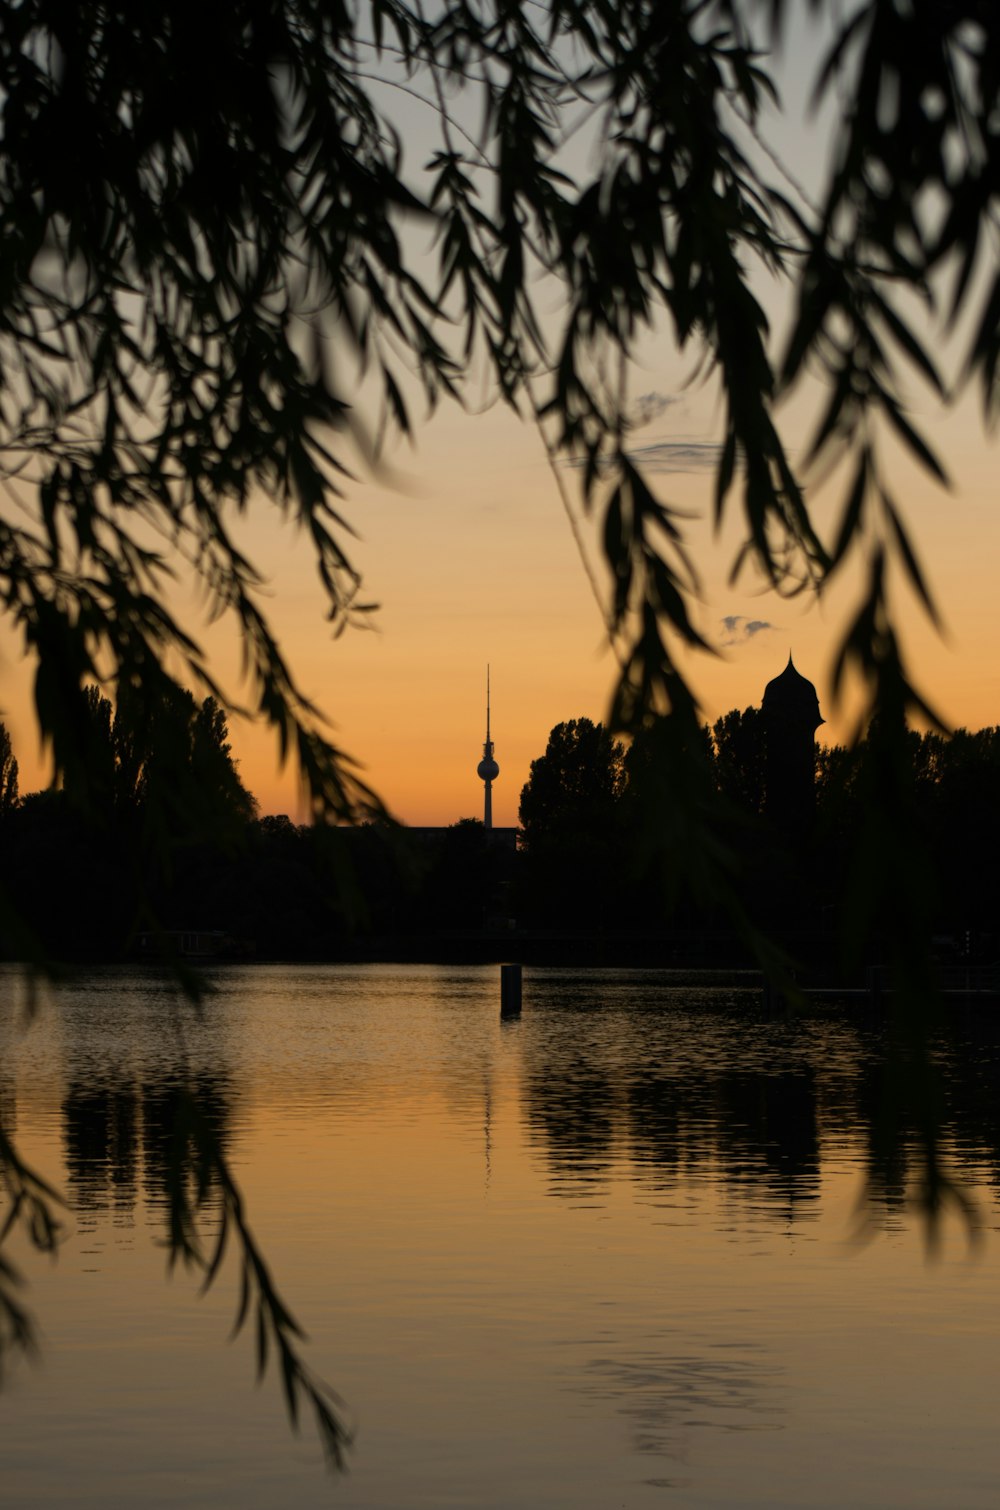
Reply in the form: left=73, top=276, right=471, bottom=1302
left=48, top=984, right=1000, bottom=1234
left=522, top=1055, right=620, bottom=1186
left=625, top=1068, right=821, bottom=1215
left=523, top=1054, right=821, bottom=1218
left=63, top=1082, right=140, bottom=1211
left=853, top=1057, right=911, bottom=1215
left=0, top=1072, right=15, bottom=1144
left=848, top=1022, right=1000, bottom=1216
left=518, top=996, right=1000, bottom=1223
left=940, top=1019, right=1000, bottom=1188
left=61, top=1074, right=233, bottom=1218
left=717, top=1070, right=820, bottom=1205
left=141, top=1076, right=232, bottom=1203
left=0, top=1004, right=18, bottom=1153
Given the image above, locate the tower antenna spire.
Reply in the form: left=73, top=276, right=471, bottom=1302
left=476, top=665, right=499, bottom=829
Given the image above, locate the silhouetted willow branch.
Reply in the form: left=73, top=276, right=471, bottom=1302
left=0, top=1080, right=349, bottom=1461
left=156, top=1087, right=352, bottom=1469
left=0, top=1118, right=65, bottom=1382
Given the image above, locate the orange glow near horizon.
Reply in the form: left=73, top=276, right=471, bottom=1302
left=1, top=361, right=998, bottom=827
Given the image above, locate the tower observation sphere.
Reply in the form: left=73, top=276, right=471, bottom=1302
left=477, top=668, right=499, bottom=828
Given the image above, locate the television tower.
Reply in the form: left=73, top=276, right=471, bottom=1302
left=476, top=666, right=500, bottom=829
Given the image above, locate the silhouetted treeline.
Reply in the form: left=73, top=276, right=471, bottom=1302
left=3, top=708, right=1000, bottom=962
left=814, top=726, right=1000, bottom=937
left=1, top=688, right=260, bottom=960
left=515, top=714, right=1000, bottom=954
left=0, top=752, right=518, bottom=961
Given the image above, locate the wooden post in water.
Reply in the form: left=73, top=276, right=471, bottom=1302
left=500, top=963, right=522, bottom=1017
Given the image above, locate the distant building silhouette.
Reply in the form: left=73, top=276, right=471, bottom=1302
left=761, top=655, right=823, bottom=835
left=476, top=666, right=500, bottom=830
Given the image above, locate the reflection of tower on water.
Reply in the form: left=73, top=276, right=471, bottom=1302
left=476, top=666, right=500, bottom=830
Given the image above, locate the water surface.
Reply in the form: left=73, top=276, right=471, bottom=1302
left=2, top=965, right=999, bottom=1508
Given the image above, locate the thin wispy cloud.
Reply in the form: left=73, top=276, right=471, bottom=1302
left=720, top=614, right=775, bottom=647
left=557, top=386, right=720, bottom=478
left=627, top=439, right=724, bottom=474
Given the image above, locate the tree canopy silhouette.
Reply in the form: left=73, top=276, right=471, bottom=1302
left=712, top=707, right=766, bottom=819
left=520, top=719, right=626, bottom=844
left=519, top=718, right=627, bottom=926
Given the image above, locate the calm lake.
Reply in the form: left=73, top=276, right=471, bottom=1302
left=2, top=964, right=1000, bottom=1508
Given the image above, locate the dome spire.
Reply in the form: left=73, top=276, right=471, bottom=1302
left=762, top=653, right=824, bottom=730
left=477, top=665, right=499, bottom=828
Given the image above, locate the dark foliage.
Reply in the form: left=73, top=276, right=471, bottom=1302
left=713, top=707, right=766, bottom=818
left=518, top=719, right=628, bottom=927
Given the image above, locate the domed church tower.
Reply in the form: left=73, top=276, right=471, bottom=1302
left=761, top=654, right=823, bottom=836
left=476, top=667, right=499, bottom=829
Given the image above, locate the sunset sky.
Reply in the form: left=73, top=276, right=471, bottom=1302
left=220, top=379, right=996, bottom=829
left=1, top=10, right=998, bottom=827
left=5, top=360, right=996, bottom=829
